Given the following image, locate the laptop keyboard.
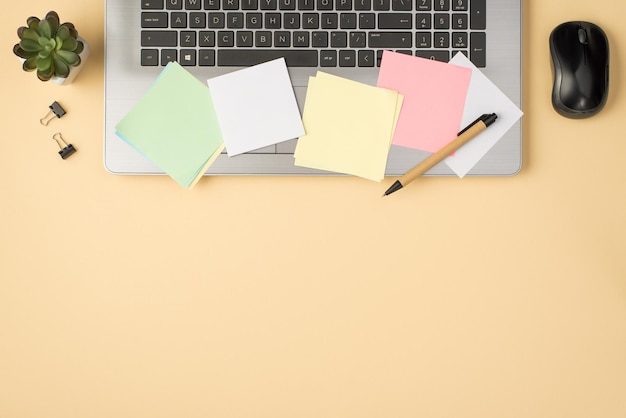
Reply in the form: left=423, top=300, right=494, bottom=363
left=140, top=0, right=487, bottom=68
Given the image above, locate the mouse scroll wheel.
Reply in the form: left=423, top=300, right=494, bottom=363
left=578, top=28, right=588, bottom=44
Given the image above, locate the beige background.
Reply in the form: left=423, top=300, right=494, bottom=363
left=1, top=1, right=625, bottom=417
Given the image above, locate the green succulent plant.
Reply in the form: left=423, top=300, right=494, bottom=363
left=13, top=11, right=84, bottom=81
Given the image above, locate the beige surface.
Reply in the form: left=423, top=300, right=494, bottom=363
left=1, top=1, right=625, bottom=417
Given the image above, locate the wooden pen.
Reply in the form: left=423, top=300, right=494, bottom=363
left=383, top=113, right=498, bottom=196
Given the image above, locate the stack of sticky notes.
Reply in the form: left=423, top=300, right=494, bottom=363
left=294, top=72, right=403, bottom=182
left=115, top=62, right=224, bottom=188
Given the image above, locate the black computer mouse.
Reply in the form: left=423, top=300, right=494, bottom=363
left=549, top=21, right=609, bottom=118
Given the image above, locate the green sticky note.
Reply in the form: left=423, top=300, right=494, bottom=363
left=115, top=62, right=224, bottom=188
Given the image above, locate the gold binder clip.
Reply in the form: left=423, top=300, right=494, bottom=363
left=52, top=133, right=76, bottom=159
left=40, top=101, right=66, bottom=126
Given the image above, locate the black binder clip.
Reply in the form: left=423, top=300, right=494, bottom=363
left=40, top=101, right=66, bottom=126
left=52, top=133, right=76, bottom=159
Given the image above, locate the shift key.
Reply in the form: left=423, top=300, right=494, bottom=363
left=141, top=31, right=177, bottom=47
left=368, top=32, right=412, bottom=48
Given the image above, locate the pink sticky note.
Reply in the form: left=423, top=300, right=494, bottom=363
left=377, top=51, right=472, bottom=153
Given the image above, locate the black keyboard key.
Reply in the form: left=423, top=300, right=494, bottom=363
left=416, top=0, right=431, bottom=10
left=185, top=0, right=203, bottom=8
left=336, top=0, right=352, bottom=10
left=199, top=50, right=216, bottom=66
left=255, top=31, right=272, bottom=46
left=265, top=13, right=282, bottom=28
left=452, top=13, right=468, bottom=29
left=452, top=0, right=467, bottom=11
left=415, top=32, right=431, bottom=48
left=141, top=31, right=178, bottom=46
left=260, top=0, right=278, bottom=9
left=358, top=50, right=374, bottom=66
left=190, top=12, right=207, bottom=28
left=317, top=0, right=333, bottom=10
left=470, top=0, right=486, bottom=30
left=416, top=13, right=431, bottom=29
left=378, top=13, right=412, bottom=29
left=141, top=12, right=168, bottom=28
left=470, top=31, right=486, bottom=67
left=331, top=31, right=347, bottom=47
left=284, top=13, right=301, bottom=28
left=171, top=12, right=187, bottom=27
left=434, top=13, right=450, bottom=29
left=199, top=31, right=216, bottom=46
left=321, top=13, right=339, bottom=29
left=166, top=0, right=183, bottom=9
left=339, top=50, right=356, bottom=66
left=350, top=31, right=366, bottom=47
left=303, top=13, right=319, bottom=29
left=205, top=0, right=220, bottom=9
left=340, top=13, right=357, bottom=29
left=180, top=31, right=197, bottom=46
left=160, top=49, right=177, bottom=65
left=358, top=13, right=375, bottom=29
left=416, top=50, right=449, bottom=62
left=227, top=12, right=244, bottom=28
left=142, top=0, right=165, bottom=9
left=180, top=49, right=197, bottom=65
left=218, top=31, right=235, bottom=46
left=141, top=49, right=159, bottom=66
left=452, top=32, right=467, bottom=48
left=372, top=0, right=389, bottom=10
left=368, top=32, right=411, bottom=48
left=312, top=31, right=329, bottom=47
left=279, top=0, right=297, bottom=9
left=434, top=0, right=449, bottom=11
left=298, top=0, right=315, bottom=10
left=223, top=0, right=240, bottom=9
left=433, top=31, right=449, bottom=48
left=274, top=31, right=291, bottom=46
left=391, top=0, right=411, bottom=11
left=209, top=12, right=225, bottom=28
left=218, top=50, right=318, bottom=66
left=238, top=31, right=254, bottom=46
left=241, top=0, right=258, bottom=9
left=246, top=13, right=262, bottom=28
left=293, top=31, right=310, bottom=46
left=354, top=0, right=371, bottom=10
left=320, top=50, right=337, bottom=66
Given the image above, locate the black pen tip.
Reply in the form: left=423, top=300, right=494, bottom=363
left=383, top=180, right=403, bottom=196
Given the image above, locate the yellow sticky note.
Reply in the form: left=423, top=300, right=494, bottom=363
left=294, top=72, right=403, bottom=182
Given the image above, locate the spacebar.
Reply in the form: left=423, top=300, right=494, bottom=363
left=218, top=50, right=318, bottom=67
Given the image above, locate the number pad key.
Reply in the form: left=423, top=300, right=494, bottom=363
left=434, top=0, right=449, bottom=11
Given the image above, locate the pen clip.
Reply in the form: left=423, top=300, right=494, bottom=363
left=457, top=113, right=498, bottom=136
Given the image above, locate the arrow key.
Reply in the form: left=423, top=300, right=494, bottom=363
left=358, top=49, right=375, bottom=67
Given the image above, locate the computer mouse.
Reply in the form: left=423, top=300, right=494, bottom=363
left=549, top=21, right=609, bottom=119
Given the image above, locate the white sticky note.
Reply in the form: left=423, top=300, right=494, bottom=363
left=444, top=53, right=524, bottom=178
left=207, top=58, right=305, bottom=156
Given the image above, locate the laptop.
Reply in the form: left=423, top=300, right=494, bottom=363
left=104, top=0, right=522, bottom=176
